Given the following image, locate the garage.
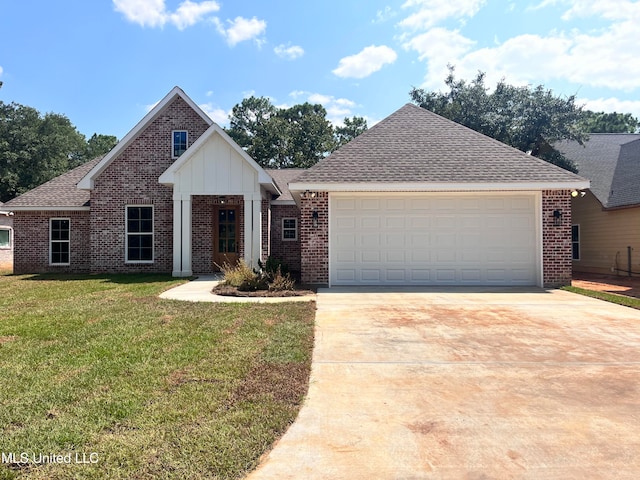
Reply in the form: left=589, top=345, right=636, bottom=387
left=330, top=193, right=540, bottom=286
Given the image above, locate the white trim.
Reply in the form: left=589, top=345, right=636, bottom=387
left=172, top=130, right=188, bottom=159
left=281, top=217, right=298, bottom=241
left=6, top=206, right=90, bottom=212
left=0, top=226, right=12, bottom=250
left=49, top=218, right=70, bottom=266
left=290, top=181, right=591, bottom=194
left=78, top=87, right=213, bottom=190
left=125, top=205, right=154, bottom=264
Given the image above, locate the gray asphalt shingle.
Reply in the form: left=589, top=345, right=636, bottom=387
left=557, top=134, right=640, bottom=209
left=295, top=103, right=585, bottom=184
left=3, top=157, right=103, bottom=208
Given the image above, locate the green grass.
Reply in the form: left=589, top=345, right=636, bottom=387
left=562, top=285, right=640, bottom=310
left=0, top=273, right=315, bottom=480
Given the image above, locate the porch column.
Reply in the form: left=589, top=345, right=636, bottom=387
left=172, top=194, right=192, bottom=277
left=243, top=193, right=262, bottom=267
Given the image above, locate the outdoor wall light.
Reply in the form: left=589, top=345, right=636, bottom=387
left=312, top=209, right=319, bottom=228
left=219, top=196, right=227, bottom=205
left=553, top=209, right=563, bottom=226
left=571, top=190, right=587, bottom=198
left=304, top=190, right=317, bottom=199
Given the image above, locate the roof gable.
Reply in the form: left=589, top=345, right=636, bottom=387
left=77, top=86, right=213, bottom=190
left=292, top=103, right=587, bottom=189
left=159, top=124, right=279, bottom=194
left=557, top=134, right=640, bottom=209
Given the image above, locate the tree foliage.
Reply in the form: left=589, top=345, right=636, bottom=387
left=0, top=101, right=117, bottom=202
left=410, top=66, right=588, bottom=172
left=580, top=111, right=639, bottom=133
left=225, top=96, right=367, bottom=168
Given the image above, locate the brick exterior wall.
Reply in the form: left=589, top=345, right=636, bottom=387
left=192, top=195, right=244, bottom=274
left=270, top=204, right=301, bottom=274
left=90, top=97, right=209, bottom=273
left=13, top=211, right=90, bottom=274
left=0, top=215, right=13, bottom=270
left=300, top=192, right=329, bottom=285
left=542, top=189, right=572, bottom=288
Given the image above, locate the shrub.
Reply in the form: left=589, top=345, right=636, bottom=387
left=269, top=266, right=296, bottom=292
left=219, top=260, right=267, bottom=291
left=259, top=257, right=289, bottom=279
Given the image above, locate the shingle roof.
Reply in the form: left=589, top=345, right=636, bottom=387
left=294, top=103, right=586, bottom=185
left=3, top=157, right=103, bottom=209
left=265, top=168, right=305, bottom=202
left=556, top=134, right=640, bottom=209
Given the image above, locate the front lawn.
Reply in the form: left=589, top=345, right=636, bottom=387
left=0, top=274, right=315, bottom=480
left=562, top=285, right=640, bottom=310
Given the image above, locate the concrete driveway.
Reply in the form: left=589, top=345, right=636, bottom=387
left=246, top=287, right=640, bottom=479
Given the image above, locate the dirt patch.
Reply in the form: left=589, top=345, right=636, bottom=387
left=228, top=362, right=310, bottom=407
left=212, top=284, right=315, bottom=298
left=0, top=335, right=16, bottom=344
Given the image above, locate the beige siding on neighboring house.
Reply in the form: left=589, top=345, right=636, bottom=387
left=572, top=191, right=640, bottom=276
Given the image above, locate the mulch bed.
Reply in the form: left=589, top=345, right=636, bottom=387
left=212, top=284, right=316, bottom=297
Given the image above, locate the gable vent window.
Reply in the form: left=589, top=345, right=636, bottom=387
left=172, top=130, right=188, bottom=158
left=126, top=206, right=154, bottom=263
left=50, top=218, right=70, bottom=265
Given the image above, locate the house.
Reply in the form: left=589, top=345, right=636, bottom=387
left=4, top=87, right=588, bottom=287
left=557, top=134, right=640, bottom=277
left=0, top=202, right=13, bottom=270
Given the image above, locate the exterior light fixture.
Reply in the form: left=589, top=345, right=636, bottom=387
left=571, top=190, right=586, bottom=198
left=312, top=209, right=319, bottom=228
left=219, top=196, right=226, bottom=205
left=553, top=209, right=562, bottom=226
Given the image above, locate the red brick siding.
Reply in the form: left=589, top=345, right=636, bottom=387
left=90, top=97, right=209, bottom=273
left=300, top=192, right=328, bottom=284
left=12, top=211, right=90, bottom=274
left=542, top=189, right=572, bottom=287
left=270, top=204, right=301, bottom=274
left=192, top=195, right=244, bottom=274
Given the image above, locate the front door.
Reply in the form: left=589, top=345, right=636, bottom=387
left=213, top=206, right=240, bottom=270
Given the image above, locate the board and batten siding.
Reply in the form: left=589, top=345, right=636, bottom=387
left=572, top=190, right=640, bottom=275
left=172, top=132, right=259, bottom=195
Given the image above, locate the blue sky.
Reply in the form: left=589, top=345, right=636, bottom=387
left=2, top=0, right=640, bottom=139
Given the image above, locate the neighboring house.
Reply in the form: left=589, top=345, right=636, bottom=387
left=0, top=202, right=14, bottom=270
left=4, top=87, right=588, bottom=287
left=557, top=134, right=640, bottom=277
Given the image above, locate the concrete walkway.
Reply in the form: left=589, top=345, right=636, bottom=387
left=246, top=286, right=640, bottom=479
left=159, top=275, right=316, bottom=303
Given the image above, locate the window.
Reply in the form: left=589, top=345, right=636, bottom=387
left=572, top=224, right=580, bottom=260
left=50, top=219, right=70, bottom=265
left=0, top=228, right=11, bottom=249
left=282, top=218, right=298, bottom=241
left=126, top=206, right=153, bottom=262
left=172, top=130, right=188, bottom=158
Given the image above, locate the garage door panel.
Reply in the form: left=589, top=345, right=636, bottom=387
left=330, top=194, right=538, bottom=286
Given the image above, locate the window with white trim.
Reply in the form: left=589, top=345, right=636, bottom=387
left=172, top=130, right=188, bottom=158
left=282, top=218, right=298, bottom=241
left=50, top=218, right=70, bottom=265
left=126, top=206, right=154, bottom=263
left=572, top=224, right=580, bottom=260
left=0, top=227, right=11, bottom=249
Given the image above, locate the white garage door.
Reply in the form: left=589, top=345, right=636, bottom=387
left=330, top=193, right=539, bottom=286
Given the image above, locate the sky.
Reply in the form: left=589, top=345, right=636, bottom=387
left=2, top=0, right=640, bottom=140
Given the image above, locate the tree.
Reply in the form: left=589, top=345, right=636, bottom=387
left=226, top=97, right=367, bottom=168
left=410, top=66, right=588, bottom=171
left=334, top=116, right=368, bottom=148
left=580, top=111, right=639, bottom=133
left=85, top=133, right=118, bottom=159
left=0, top=102, right=116, bottom=202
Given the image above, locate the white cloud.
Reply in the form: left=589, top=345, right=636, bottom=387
left=399, top=0, right=486, bottom=31
left=332, top=45, right=398, bottom=79
left=399, top=0, right=640, bottom=94
left=288, top=91, right=359, bottom=126
left=580, top=96, right=640, bottom=121
left=214, top=16, right=267, bottom=46
left=274, top=44, right=304, bottom=60
left=113, top=0, right=219, bottom=29
left=199, top=102, right=229, bottom=125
